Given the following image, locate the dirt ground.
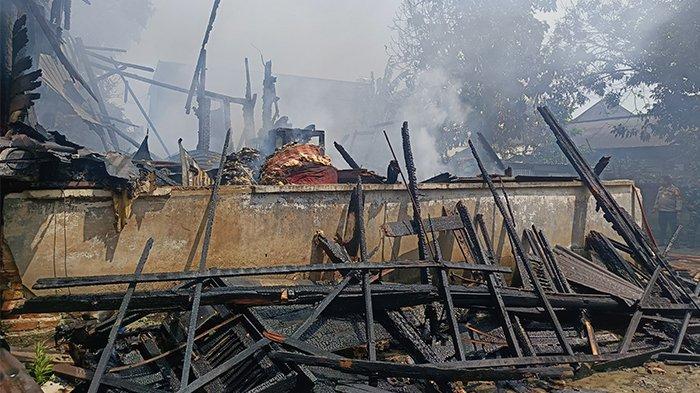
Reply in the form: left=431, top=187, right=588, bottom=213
left=561, top=362, right=699, bottom=393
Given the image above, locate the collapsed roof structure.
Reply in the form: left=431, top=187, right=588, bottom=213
left=0, top=1, right=698, bottom=393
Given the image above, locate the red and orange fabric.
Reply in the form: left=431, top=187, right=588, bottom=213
left=261, top=143, right=337, bottom=185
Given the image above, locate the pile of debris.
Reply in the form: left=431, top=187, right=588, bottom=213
left=5, top=109, right=698, bottom=392
left=220, top=147, right=261, bottom=185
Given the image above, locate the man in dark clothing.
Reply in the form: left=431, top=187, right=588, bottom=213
left=653, top=175, right=683, bottom=243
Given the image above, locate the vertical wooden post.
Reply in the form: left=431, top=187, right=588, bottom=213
left=239, top=57, right=257, bottom=147
left=196, top=50, right=211, bottom=152
left=261, top=59, right=277, bottom=133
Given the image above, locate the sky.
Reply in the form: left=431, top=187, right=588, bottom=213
left=124, top=0, right=402, bottom=88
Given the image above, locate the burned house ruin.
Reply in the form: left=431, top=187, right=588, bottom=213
left=0, top=1, right=698, bottom=392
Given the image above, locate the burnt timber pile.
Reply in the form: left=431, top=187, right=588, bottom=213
left=0, top=3, right=699, bottom=393
left=3, top=110, right=698, bottom=391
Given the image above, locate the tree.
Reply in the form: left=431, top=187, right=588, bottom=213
left=549, top=0, right=699, bottom=148
left=388, top=0, right=586, bottom=157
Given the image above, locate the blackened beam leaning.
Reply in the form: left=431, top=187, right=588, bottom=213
left=354, top=180, right=378, bottom=377
left=33, top=261, right=511, bottom=290
left=618, top=266, right=663, bottom=353
left=476, top=213, right=536, bottom=354
left=399, top=121, right=433, bottom=282
left=184, top=0, right=222, bottom=114
left=18, top=284, right=644, bottom=314
left=469, top=139, right=575, bottom=356
left=334, top=142, right=361, bottom=169
left=537, top=106, right=697, bottom=309
left=456, top=202, right=524, bottom=357
left=179, top=129, right=231, bottom=390
left=87, top=239, right=154, bottom=393
left=427, top=217, right=468, bottom=361
left=536, top=228, right=600, bottom=355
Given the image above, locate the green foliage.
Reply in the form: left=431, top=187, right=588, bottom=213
left=550, top=0, right=699, bottom=148
left=388, top=0, right=585, bottom=156
left=29, top=342, right=53, bottom=385
left=389, top=0, right=698, bottom=159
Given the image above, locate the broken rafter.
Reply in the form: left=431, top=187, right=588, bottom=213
left=90, top=62, right=246, bottom=105
left=179, top=129, right=230, bottom=389
left=34, top=261, right=511, bottom=290
left=334, top=142, right=361, bottom=170
left=469, top=139, right=575, bottom=356
left=353, top=179, right=377, bottom=380
left=18, top=283, right=644, bottom=315
left=456, top=201, right=525, bottom=357
left=537, top=106, right=697, bottom=310
left=87, top=239, right=154, bottom=393
left=185, top=0, right=221, bottom=114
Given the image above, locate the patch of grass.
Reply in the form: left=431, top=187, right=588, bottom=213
left=29, top=342, right=53, bottom=385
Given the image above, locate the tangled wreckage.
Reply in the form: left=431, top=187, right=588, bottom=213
left=0, top=2, right=699, bottom=393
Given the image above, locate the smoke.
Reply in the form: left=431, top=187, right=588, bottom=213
left=393, top=68, right=473, bottom=179
left=67, top=0, right=401, bottom=157
left=62, top=0, right=687, bottom=171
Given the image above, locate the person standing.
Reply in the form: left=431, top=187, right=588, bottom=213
left=653, top=175, right=683, bottom=243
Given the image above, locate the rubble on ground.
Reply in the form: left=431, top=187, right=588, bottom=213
left=1, top=109, right=697, bottom=392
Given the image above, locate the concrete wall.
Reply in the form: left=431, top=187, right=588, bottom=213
left=2, top=180, right=641, bottom=295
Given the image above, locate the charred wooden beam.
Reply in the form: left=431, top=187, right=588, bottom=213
left=87, top=239, right=154, bottom=393
left=475, top=213, right=535, bottom=355
left=18, top=284, right=639, bottom=315
left=427, top=217, right=467, bottom=361
left=618, top=266, right=662, bottom=353
left=537, top=106, right=696, bottom=309
left=269, top=352, right=586, bottom=381
left=85, top=50, right=155, bottom=73
left=91, top=62, right=246, bottom=105
left=34, top=261, right=511, bottom=290
left=400, top=122, right=431, bottom=281
left=314, top=233, right=352, bottom=264
left=195, top=50, right=212, bottom=152
left=354, top=180, right=377, bottom=380
left=180, top=129, right=231, bottom=389
left=657, top=352, right=700, bottom=364
left=271, top=349, right=660, bottom=373
left=456, top=202, right=524, bottom=357
left=334, top=142, right=361, bottom=170
left=185, top=0, right=221, bottom=114
left=537, top=229, right=600, bottom=355
left=469, top=139, right=574, bottom=356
